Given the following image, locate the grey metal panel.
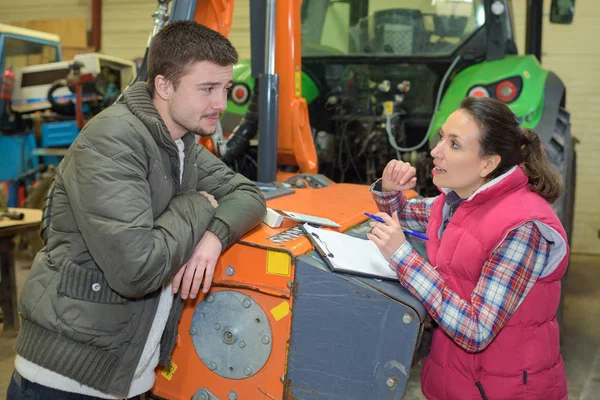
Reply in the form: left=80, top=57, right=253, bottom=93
left=341, top=223, right=429, bottom=323
left=287, top=256, right=423, bottom=399
left=169, top=0, right=197, bottom=22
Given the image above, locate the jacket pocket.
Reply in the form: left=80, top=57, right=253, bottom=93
left=56, top=259, right=133, bottom=336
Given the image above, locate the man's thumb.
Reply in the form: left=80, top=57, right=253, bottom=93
left=392, top=211, right=400, bottom=224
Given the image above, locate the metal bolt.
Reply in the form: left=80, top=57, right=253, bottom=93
left=189, top=327, right=198, bottom=335
left=243, top=298, right=251, bottom=308
left=402, top=312, right=414, bottom=325
left=239, top=341, right=246, bottom=348
left=223, top=330, right=235, bottom=345
left=209, top=362, right=217, bottom=371
left=197, top=392, right=208, bottom=400
left=225, top=266, right=236, bottom=276
left=214, top=323, right=221, bottom=330
left=261, top=335, right=271, bottom=345
left=244, top=366, right=253, bottom=376
left=386, top=376, right=397, bottom=388
left=287, top=280, right=293, bottom=288
left=280, top=374, right=285, bottom=383
left=228, top=391, right=238, bottom=400
left=207, top=295, right=215, bottom=303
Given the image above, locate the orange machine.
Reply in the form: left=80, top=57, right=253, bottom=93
left=148, top=1, right=427, bottom=399
left=196, top=0, right=317, bottom=179
left=151, top=182, right=425, bottom=399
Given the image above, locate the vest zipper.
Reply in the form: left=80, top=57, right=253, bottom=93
left=475, top=381, right=488, bottom=400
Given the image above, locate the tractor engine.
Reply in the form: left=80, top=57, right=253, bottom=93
left=307, top=62, right=442, bottom=197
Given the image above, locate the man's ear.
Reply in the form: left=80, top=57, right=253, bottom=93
left=481, top=154, right=501, bottom=179
left=154, top=75, right=171, bottom=100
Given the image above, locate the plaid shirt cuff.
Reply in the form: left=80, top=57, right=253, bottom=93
left=370, top=179, right=404, bottom=215
left=390, top=241, right=419, bottom=276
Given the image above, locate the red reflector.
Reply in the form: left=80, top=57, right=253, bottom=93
left=235, top=88, right=245, bottom=100
left=496, top=80, right=517, bottom=102
left=468, top=86, right=489, bottom=98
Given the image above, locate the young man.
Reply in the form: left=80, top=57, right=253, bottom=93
left=8, top=21, right=266, bottom=399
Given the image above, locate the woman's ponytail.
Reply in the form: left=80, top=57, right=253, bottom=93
left=521, top=128, right=563, bottom=203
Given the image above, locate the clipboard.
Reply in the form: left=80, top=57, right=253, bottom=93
left=301, top=223, right=398, bottom=281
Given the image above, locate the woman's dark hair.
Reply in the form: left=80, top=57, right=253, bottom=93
left=459, top=96, right=563, bottom=203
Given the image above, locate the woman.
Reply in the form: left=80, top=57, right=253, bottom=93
left=368, top=96, right=569, bottom=400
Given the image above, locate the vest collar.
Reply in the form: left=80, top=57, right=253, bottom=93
left=440, top=166, right=528, bottom=206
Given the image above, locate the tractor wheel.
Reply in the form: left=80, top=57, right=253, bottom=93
left=550, top=107, right=576, bottom=330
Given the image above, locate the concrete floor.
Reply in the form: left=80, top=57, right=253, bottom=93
left=1, top=253, right=599, bottom=399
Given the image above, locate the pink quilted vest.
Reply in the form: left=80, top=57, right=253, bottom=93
left=420, top=167, right=569, bottom=400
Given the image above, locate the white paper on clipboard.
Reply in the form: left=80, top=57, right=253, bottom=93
left=302, top=223, right=398, bottom=280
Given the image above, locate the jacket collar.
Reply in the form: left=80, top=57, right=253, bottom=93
left=123, top=82, right=198, bottom=189
left=123, top=82, right=197, bottom=155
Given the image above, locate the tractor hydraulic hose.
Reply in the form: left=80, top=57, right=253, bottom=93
left=385, top=54, right=461, bottom=153
left=221, top=83, right=260, bottom=164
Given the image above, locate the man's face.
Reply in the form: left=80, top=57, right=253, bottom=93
left=168, top=61, right=233, bottom=137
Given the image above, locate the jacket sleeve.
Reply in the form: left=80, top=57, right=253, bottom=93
left=194, top=145, right=267, bottom=249
left=61, top=125, right=216, bottom=298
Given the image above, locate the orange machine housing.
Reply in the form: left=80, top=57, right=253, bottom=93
left=151, top=183, right=418, bottom=399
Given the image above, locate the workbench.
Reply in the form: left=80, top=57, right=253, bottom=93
left=0, top=208, right=42, bottom=337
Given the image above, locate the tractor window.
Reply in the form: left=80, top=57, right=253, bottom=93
left=301, top=0, right=485, bottom=57
left=2, top=36, right=59, bottom=69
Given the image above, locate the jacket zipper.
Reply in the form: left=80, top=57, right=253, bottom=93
left=475, top=381, right=488, bottom=400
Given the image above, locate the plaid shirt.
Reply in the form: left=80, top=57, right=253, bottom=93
left=371, top=184, right=550, bottom=353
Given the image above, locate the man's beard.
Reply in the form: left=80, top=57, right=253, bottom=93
left=173, top=112, right=220, bottom=137
left=192, top=127, right=215, bottom=137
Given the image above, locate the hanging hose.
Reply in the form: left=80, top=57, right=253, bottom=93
left=221, top=82, right=260, bottom=164
left=385, top=54, right=462, bottom=153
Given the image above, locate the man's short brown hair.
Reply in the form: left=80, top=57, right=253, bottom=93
left=146, top=20, right=239, bottom=97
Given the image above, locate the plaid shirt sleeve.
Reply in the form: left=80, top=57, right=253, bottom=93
left=390, top=221, right=550, bottom=353
left=370, top=180, right=436, bottom=232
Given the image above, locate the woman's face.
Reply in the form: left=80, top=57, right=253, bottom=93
left=430, top=109, right=499, bottom=198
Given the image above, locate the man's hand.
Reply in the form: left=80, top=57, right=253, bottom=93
left=381, top=160, right=417, bottom=192
left=172, top=231, right=223, bottom=299
left=199, top=191, right=218, bottom=208
left=367, top=211, right=406, bottom=262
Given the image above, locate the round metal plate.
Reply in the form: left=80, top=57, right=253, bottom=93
left=190, top=290, right=273, bottom=379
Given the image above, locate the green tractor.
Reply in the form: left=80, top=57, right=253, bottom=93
left=222, top=0, right=576, bottom=246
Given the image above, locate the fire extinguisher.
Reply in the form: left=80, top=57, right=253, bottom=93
left=1, top=66, right=15, bottom=101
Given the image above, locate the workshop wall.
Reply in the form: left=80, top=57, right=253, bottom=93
left=0, top=0, right=251, bottom=62
left=0, top=0, right=90, bottom=26
left=101, top=0, right=251, bottom=62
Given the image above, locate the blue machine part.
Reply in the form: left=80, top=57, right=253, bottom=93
left=0, top=133, right=38, bottom=182
left=41, top=120, right=80, bottom=147
left=286, top=253, right=426, bottom=399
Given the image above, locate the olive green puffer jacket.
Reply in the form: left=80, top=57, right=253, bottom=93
left=14, top=82, right=266, bottom=397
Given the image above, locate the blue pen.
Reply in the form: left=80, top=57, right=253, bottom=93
left=364, top=212, right=430, bottom=241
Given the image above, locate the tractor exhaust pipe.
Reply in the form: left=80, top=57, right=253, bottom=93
left=525, top=0, right=544, bottom=62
